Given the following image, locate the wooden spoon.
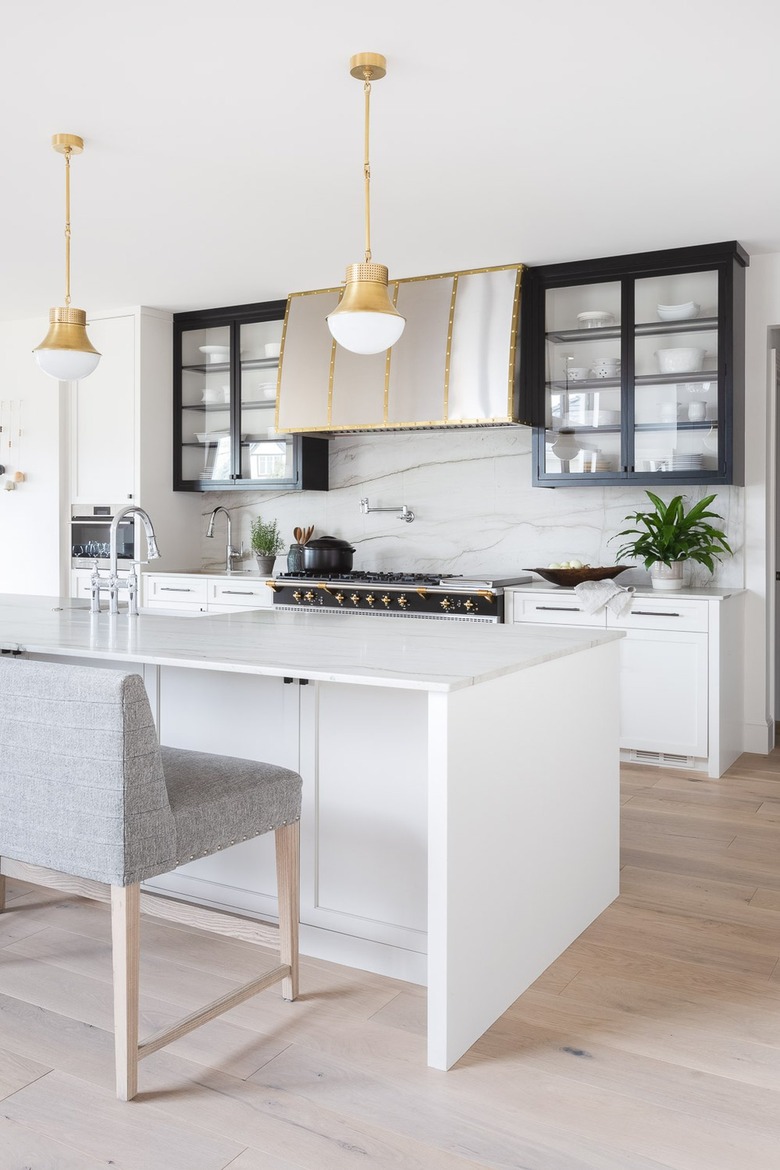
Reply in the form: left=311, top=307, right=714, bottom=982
left=293, top=527, right=303, bottom=544
left=303, top=525, right=314, bottom=545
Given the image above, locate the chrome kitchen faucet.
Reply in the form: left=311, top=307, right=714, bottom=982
left=206, top=506, right=243, bottom=572
left=91, top=505, right=161, bottom=616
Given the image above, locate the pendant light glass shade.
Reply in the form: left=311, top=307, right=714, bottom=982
left=327, top=53, right=405, bottom=355
left=326, top=263, right=405, bottom=355
left=33, top=133, right=101, bottom=381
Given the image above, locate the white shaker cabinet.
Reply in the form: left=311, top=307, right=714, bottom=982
left=69, top=307, right=201, bottom=578
left=508, top=586, right=744, bottom=777
left=143, top=571, right=274, bottom=613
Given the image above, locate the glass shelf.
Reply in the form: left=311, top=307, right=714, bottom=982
left=182, top=356, right=280, bottom=374
left=546, top=316, right=718, bottom=344
left=549, top=420, right=716, bottom=435
left=548, top=370, right=718, bottom=391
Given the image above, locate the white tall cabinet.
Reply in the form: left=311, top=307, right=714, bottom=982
left=69, top=307, right=201, bottom=590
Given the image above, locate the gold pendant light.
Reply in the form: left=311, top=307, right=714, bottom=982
left=34, top=133, right=101, bottom=381
left=326, top=52, right=405, bottom=355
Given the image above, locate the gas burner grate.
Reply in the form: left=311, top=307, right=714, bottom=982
left=276, top=570, right=461, bottom=586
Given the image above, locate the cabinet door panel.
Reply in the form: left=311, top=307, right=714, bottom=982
left=72, top=315, right=135, bottom=502
left=512, top=595, right=606, bottom=627
left=619, top=629, right=708, bottom=757
left=305, top=682, right=428, bottom=949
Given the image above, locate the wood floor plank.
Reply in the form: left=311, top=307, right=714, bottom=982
left=4, top=1071, right=244, bottom=1170
left=0, top=1044, right=50, bottom=1100
left=0, top=1114, right=121, bottom=1170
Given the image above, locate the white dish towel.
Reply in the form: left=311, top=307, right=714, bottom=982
left=574, top=579, right=635, bottom=617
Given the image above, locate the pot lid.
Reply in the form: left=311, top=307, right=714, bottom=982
left=305, top=535, right=356, bottom=551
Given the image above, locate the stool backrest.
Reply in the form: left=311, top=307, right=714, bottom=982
left=0, top=658, right=176, bottom=885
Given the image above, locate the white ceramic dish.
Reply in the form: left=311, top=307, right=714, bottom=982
left=566, top=367, right=590, bottom=382
left=201, top=386, right=230, bottom=404
left=577, top=311, right=615, bottom=328
left=198, top=345, right=230, bottom=363
left=656, top=347, right=706, bottom=374
left=656, top=302, right=700, bottom=321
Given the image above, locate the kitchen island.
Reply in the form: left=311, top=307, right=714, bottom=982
left=0, top=594, right=622, bottom=1069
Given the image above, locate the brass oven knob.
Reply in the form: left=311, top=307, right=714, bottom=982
left=350, top=592, right=361, bottom=605
left=304, top=590, right=315, bottom=603
left=464, top=598, right=475, bottom=611
left=397, top=595, right=409, bottom=608
left=381, top=594, right=391, bottom=607
left=365, top=593, right=376, bottom=606
left=335, top=592, right=345, bottom=604
left=440, top=597, right=453, bottom=611
left=293, top=590, right=302, bottom=602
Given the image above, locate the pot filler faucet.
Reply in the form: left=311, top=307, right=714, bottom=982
left=91, top=505, right=161, bottom=616
left=206, top=506, right=243, bottom=572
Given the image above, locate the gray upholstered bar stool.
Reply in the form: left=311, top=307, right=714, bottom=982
left=0, top=657, right=302, bottom=1101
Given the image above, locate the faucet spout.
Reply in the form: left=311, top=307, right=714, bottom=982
left=108, top=505, right=161, bottom=613
left=206, top=506, right=241, bottom=572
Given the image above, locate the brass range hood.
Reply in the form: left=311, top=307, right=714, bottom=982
left=275, top=263, right=524, bottom=434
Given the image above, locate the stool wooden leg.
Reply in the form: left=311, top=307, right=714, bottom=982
left=111, top=884, right=140, bottom=1101
left=275, top=821, right=300, bottom=1001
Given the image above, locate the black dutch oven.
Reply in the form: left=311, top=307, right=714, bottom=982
left=302, top=536, right=356, bottom=573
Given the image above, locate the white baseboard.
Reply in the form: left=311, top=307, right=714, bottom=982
left=743, top=719, right=775, bottom=755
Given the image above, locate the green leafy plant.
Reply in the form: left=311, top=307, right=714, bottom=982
left=612, top=491, right=732, bottom=572
left=250, top=515, right=284, bottom=556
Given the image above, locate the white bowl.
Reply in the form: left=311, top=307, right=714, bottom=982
left=201, top=385, right=230, bottom=404
left=656, top=302, right=700, bottom=321
left=656, top=347, right=706, bottom=374
left=577, top=311, right=615, bottom=328
left=199, top=345, right=230, bottom=364
left=566, top=367, right=590, bottom=382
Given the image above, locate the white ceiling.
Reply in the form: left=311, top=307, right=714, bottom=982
left=3, top=0, right=780, bottom=322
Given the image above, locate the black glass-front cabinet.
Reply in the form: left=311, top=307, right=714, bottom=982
left=173, top=300, right=328, bottom=492
left=523, top=242, right=748, bottom=486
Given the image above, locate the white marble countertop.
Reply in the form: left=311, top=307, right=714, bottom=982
left=508, top=581, right=743, bottom=600
left=0, top=594, right=622, bottom=693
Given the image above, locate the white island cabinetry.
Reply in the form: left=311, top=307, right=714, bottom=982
left=0, top=597, right=620, bottom=1070
left=508, top=585, right=744, bottom=777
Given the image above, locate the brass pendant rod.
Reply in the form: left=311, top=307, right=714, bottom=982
left=63, top=146, right=72, bottom=307
left=363, top=70, right=372, bottom=263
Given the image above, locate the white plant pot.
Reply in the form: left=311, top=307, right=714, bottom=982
left=650, top=561, right=685, bottom=590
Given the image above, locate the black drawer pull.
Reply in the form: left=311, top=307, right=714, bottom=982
left=535, top=606, right=581, bottom=612
left=631, top=610, right=681, bottom=617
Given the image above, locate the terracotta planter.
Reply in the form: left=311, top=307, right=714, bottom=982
left=650, top=561, right=684, bottom=590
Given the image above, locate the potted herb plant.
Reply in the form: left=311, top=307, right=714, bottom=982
left=250, top=515, right=284, bottom=574
left=612, top=491, right=732, bottom=590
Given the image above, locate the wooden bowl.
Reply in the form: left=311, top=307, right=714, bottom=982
left=525, top=565, right=629, bottom=587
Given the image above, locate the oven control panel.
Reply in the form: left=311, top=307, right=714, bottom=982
left=271, top=580, right=502, bottom=621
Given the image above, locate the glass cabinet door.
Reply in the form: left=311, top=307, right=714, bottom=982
left=541, top=281, right=623, bottom=477
left=237, top=319, right=292, bottom=483
left=632, top=270, right=720, bottom=478
left=179, top=324, right=233, bottom=485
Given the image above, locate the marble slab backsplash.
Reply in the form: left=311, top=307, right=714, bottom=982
left=199, top=427, right=744, bottom=589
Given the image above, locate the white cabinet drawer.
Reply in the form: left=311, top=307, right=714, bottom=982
left=608, top=598, right=708, bottom=633
left=511, top=595, right=606, bottom=627
left=145, top=575, right=208, bottom=606
left=209, top=580, right=273, bottom=609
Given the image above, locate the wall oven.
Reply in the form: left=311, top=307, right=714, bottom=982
left=71, top=506, right=136, bottom=567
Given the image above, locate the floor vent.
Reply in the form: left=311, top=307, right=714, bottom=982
left=629, top=749, right=695, bottom=769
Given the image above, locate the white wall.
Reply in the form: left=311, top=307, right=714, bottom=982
left=0, top=319, right=65, bottom=595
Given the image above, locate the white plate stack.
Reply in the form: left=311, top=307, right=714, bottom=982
left=667, top=453, right=703, bottom=472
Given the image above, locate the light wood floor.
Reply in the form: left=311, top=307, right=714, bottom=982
left=2, top=752, right=780, bottom=1170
